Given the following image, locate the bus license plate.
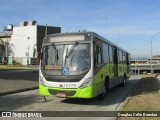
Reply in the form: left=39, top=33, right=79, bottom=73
left=56, top=92, right=66, bottom=98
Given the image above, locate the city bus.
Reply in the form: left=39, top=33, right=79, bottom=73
left=39, top=32, right=130, bottom=99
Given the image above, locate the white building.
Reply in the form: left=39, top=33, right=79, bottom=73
left=9, top=21, right=61, bottom=65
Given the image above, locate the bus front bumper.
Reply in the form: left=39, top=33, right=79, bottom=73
left=39, top=84, right=94, bottom=98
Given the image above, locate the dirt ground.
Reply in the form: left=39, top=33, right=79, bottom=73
left=118, top=75, right=160, bottom=120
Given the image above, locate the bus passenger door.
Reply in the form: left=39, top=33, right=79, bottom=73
left=93, top=42, right=103, bottom=96
left=117, top=50, right=124, bottom=84
left=126, top=53, right=130, bottom=77
left=108, top=45, right=115, bottom=88
left=113, top=47, right=118, bottom=77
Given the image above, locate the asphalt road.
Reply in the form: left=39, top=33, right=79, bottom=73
left=0, top=69, right=39, bottom=94
left=0, top=69, right=38, bottom=80
left=0, top=75, right=142, bottom=120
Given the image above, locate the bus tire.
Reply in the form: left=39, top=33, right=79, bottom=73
left=98, top=78, right=109, bottom=100
left=98, top=83, right=107, bottom=100
left=120, top=74, right=126, bottom=87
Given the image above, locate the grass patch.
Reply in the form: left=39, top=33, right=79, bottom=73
left=118, top=75, right=160, bottom=120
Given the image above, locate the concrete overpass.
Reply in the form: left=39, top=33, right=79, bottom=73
left=131, top=64, right=160, bottom=74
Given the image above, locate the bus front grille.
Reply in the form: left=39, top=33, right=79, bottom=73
left=46, top=78, right=81, bottom=82
left=48, top=89, right=76, bottom=96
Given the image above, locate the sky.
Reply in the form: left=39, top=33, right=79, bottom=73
left=1, top=0, right=160, bottom=58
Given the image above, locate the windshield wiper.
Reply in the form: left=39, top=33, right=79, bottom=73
left=52, top=43, right=59, bottom=65
left=64, top=42, right=78, bottom=66
left=65, top=42, right=78, bottom=58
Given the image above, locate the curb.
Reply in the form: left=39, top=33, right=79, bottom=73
left=0, top=65, right=39, bottom=70
left=0, top=68, right=32, bottom=70
left=0, top=86, right=38, bottom=96
left=0, top=67, right=39, bottom=70
left=115, top=91, right=131, bottom=111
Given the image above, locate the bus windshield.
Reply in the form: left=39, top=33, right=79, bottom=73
left=41, top=43, right=91, bottom=76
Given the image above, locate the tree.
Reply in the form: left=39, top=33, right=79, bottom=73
left=0, top=38, right=5, bottom=51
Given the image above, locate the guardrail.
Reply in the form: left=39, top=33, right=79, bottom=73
left=131, top=64, right=160, bottom=69
left=131, top=64, right=160, bottom=74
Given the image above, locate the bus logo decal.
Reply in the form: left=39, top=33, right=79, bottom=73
left=59, top=84, right=63, bottom=87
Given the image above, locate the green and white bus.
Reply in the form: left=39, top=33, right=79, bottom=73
left=39, top=32, right=130, bottom=99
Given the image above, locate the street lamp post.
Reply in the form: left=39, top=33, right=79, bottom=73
left=150, top=32, right=160, bottom=73
left=135, top=55, right=136, bottom=75
left=117, top=19, right=119, bottom=45
left=27, top=37, right=30, bottom=66
left=105, top=17, right=119, bottom=45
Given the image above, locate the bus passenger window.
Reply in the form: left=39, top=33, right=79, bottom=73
left=94, top=44, right=102, bottom=66
left=126, top=54, right=130, bottom=65
left=123, top=52, right=126, bottom=64
left=118, top=50, right=123, bottom=64
left=109, top=46, right=113, bottom=63
left=98, top=47, right=102, bottom=64
left=103, top=44, right=109, bottom=64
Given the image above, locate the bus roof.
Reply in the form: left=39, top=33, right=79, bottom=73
left=92, top=32, right=130, bottom=54
left=45, top=31, right=130, bottom=54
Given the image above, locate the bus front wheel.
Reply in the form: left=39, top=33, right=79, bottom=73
left=98, top=83, right=107, bottom=100
left=98, top=79, right=109, bottom=100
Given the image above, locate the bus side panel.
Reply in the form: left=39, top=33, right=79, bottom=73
left=118, top=64, right=124, bottom=83
left=109, top=63, right=115, bottom=86
left=76, top=86, right=94, bottom=98
left=93, top=64, right=110, bottom=97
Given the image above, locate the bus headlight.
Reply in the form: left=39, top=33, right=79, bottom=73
left=39, top=76, right=45, bottom=86
left=80, top=77, right=92, bottom=88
